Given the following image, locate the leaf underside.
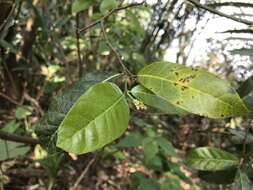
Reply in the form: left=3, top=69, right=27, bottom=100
left=131, top=85, right=188, bottom=115
left=138, top=62, right=249, bottom=118
left=56, top=82, right=129, bottom=154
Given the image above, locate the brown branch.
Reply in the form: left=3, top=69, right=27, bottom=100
left=0, top=92, right=21, bottom=105
left=78, top=1, right=145, bottom=33
left=0, top=130, right=40, bottom=145
left=207, top=2, right=253, bottom=9
left=75, top=13, right=82, bottom=77
left=220, top=29, right=253, bottom=34
left=187, top=0, right=253, bottom=26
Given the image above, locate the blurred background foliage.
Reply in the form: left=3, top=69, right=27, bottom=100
left=0, top=0, right=253, bottom=189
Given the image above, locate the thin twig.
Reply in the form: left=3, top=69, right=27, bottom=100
left=75, top=13, right=83, bottom=77
left=78, top=1, right=145, bottom=33
left=187, top=0, right=253, bottom=26
left=0, top=0, right=16, bottom=33
left=100, top=21, right=132, bottom=77
left=71, top=157, right=97, bottom=190
left=24, top=92, right=44, bottom=116
left=0, top=92, right=21, bottom=105
left=207, top=2, right=253, bottom=9
left=0, top=130, right=40, bottom=145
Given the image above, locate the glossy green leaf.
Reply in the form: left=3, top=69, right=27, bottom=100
left=233, top=169, right=251, bottom=190
left=35, top=73, right=109, bottom=153
left=186, top=147, right=239, bottom=171
left=138, top=62, right=249, bottom=118
left=57, top=82, right=129, bottom=154
left=72, top=0, right=95, bottom=14
left=131, top=85, right=188, bottom=115
left=100, top=0, right=117, bottom=13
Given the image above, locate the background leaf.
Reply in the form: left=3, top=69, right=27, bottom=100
left=0, top=121, right=30, bottom=161
left=117, top=132, right=144, bottom=148
left=186, top=147, right=239, bottom=171
left=233, top=169, right=251, bottom=190
left=131, top=85, right=188, bottom=115
left=138, top=62, right=249, bottom=118
left=72, top=0, right=96, bottom=14
left=237, top=75, right=253, bottom=110
left=99, top=0, right=118, bottom=13
left=156, top=137, right=176, bottom=156
left=144, top=139, right=159, bottom=162
left=57, top=82, right=129, bottom=154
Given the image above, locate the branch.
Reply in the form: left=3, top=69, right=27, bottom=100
left=207, top=2, right=253, bottom=9
left=220, top=29, right=253, bottom=34
left=78, top=1, right=145, bottom=33
left=0, top=92, right=21, bottom=105
left=100, top=21, right=133, bottom=77
left=0, top=130, right=40, bottom=145
left=71, top=156, right=96, bottom=190
left=75, top=13, right=83, bottom=77
left=187, top=0, right=253, bottom=26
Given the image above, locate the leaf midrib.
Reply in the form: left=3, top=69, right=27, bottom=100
left=188, top=157, right=238, bottom=163
left=138, top=74, right=235, bottom=109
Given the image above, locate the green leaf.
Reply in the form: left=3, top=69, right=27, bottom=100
left=40, top=152, right=65, bottom=177
left=238, top=75, right=253, bottom=111
left=138, top=179, right=160, bottom=190
left=35, top=73, right=109, bottom=153
left=0, top=121, right=29, bottom=161
left=99, top=0, right=118, bottom=13
left=117, top=132, right=144, bottom=148
left=233, top=169, right=251, bottom=190
left=72, top=0, right=95, bottom=14
left=138, top=62, right=249, bottom=118
left=186, top=147, right=239, bottom=171
left=15, top=106, right=32, bottom=119
left=57, top=82, right=129, bottom=154
left=0, top=141, right=30, bottom=161
left=161, top=172, right=183, bottom=190
left=156, top=137, right=176, bottom=156
left=199, top=169, right=237, bottom=184
left=131, top=85, right=188, bottom=115
left=144, top=140, right=159, bottom=162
